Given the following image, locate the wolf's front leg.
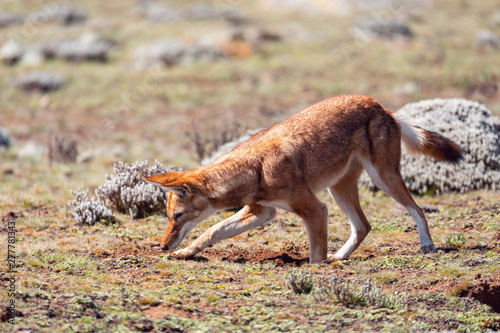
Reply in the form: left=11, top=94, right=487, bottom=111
left=173, top=205, right=276, bottom=259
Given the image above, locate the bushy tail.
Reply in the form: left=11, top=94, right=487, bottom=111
left=394, top=116, right=463, bottom=164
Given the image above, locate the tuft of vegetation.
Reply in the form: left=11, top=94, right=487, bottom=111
left=444, top=233, right=467, bottom=248
left=285, top=270, right=315, bottom=294
left=188, top=120, right=246, bottom=164
left=286, top=271, right=408, bottom=310
left=48, top=134, right=78, bottom=164
left=313, top=274, right=408, bottom=310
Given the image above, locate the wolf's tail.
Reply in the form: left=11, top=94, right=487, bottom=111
left=394, top=116, right=463, bottom=164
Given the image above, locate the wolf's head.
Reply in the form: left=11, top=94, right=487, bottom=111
left=144, top=171, right=215, bottom=250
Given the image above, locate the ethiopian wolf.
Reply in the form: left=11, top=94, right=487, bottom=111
left=145, top=95, right=462, bottom=263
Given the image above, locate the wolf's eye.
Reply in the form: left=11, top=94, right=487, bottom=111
left=173, top=211, right=183, bottom=220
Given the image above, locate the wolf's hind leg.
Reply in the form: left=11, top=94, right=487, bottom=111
left=328, top=163, right=371, bottom=260
left=362, top=160, right=435, bottom=254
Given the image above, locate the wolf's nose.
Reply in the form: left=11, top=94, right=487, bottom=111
left=160, top=244, right=169, bottom=250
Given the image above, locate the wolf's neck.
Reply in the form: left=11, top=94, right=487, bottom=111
left=198, top=157, right=259, bottom=208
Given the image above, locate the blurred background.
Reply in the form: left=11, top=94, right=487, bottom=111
left=0, top=0, right=499, bottom=186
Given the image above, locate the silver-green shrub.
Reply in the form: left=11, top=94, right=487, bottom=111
left=95, top=160, right=178, bottom=218
left=70, top=189, right=114, bottom=225
left=71, top=160, right=178, bottom=222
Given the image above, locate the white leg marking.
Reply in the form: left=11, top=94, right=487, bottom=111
left=407, top=207, right=435, bottom=253
left=328, top=189, right=371, bottom=260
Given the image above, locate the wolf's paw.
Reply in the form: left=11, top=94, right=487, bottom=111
left=420, top=243, right=436, bottom=254
left=327, top=253, right=345, bottom=261
left=173, top=248, right=196, bottom=260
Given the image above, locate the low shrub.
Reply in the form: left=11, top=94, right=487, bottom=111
left=95, top=160, right=178, bottom=218
left=70, top=160, right=178, bottom=222
left=69, top=189, right=115, bottom=225
left=313, top=274, right=408, bottom=310
left=285, top=270, right=315, bottom=294
left=49, top=134, right=78, bottom=164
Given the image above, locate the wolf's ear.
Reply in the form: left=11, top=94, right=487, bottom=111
left=144, top=171, right=184, bottom=186
left=144, top=172, right=192, bottom=197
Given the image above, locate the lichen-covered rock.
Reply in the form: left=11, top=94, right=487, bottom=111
left=0, top=125, right=13, bottom=150
left=0, top=39, right=24, bottom=65
left=14, top=71, right=64, bottom=92
left=133, top=28, right=278, bottom=69
left=70, top=189, right=115, bottom=225
left=475, top=29, right=500, bottom=48
left=0, top=12, right=23, bottom=28
left=28, top=4, right=87, bottom=25
left=351, top=17, right=413, bottom=40
left=133, top=37, right=224, bottom=69
left=133, top=2, right=245, bottom=24
left=201, top=129, right=263, bottom=165
left=95, top=160, right=178, bottom=218
left=47, top=33, right=114, bottom=62
left=360, top=99, right=500, bottom=194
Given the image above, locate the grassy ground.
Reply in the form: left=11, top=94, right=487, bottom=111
left=1, top=0, right=500, bottom=332
left=1, top=187, right=499, bottom=332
